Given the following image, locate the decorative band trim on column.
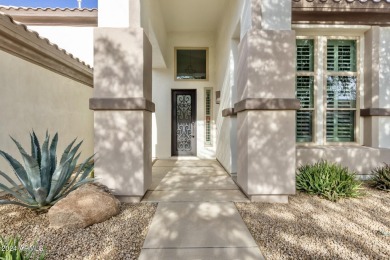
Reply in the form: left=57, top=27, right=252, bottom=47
left=222, top=108, right=237, bottom=117
left=89, top=98, right=155, bottom=112
left=360, top=108, right=390, bottom=117
left=234, top=98, right=301, bottom=113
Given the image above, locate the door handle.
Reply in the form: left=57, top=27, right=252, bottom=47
left=191, top=122, right=195, bottom=138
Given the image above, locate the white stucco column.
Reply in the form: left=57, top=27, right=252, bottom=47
left=363, top=27, right=390, bottom=150
left=90, top=0, right=153, bottom=202
left=235, top=0, right=298, bottom=203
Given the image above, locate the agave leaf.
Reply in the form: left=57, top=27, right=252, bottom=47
left=56, top=158, right=94, bottom=200
left=67, top=141, right=83, bottom=163
left=45, top=157, right=73, bottom=203
left=0, top=170, right=26, bottom=195
left=0, top=183, right=35, bottom=205
left=0, top=151, right=35, bottom=199
left=52, top=178, right=93, bottom=203
left=49, top=133, right=58, bottom=175
left=31, top=131, right=42, bottom=168
left=51, top=154, right=81, bottom=200
left=62, top=154, right=95, bottom=194
left=78, top=161, right=95, bottom=182
left=0, top=200, right=39, bottom=209
left=59, top=138, right=77, bottom=165
left=10, top=137, right=43, bottom=203
left=40, top=134, right=51, bottom=193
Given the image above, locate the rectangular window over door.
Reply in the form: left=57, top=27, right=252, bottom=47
left=175, top=48, right=209, bottom=80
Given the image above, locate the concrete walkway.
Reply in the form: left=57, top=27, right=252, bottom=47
left=139, top=159, right=264, bottom=260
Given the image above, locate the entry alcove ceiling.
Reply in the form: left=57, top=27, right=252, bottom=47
left=159, top=0, right=228, bottom=32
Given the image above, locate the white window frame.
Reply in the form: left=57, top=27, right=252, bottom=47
left=296, top=35, right=361, bottom=146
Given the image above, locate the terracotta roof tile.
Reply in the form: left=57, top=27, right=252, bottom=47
left=292, top=0, right=390, bottom=3
left=0, top=6, right=97, bottom=12
left=0, top=11, right=92, bottom=69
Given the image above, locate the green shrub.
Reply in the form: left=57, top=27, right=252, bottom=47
left=0, top=236, right=45, bottom=260
left=370, top=163, right=390, bottom=191
left=296, top=161, right=363, bottom=202
left=0, top=131, right=94, bottom=210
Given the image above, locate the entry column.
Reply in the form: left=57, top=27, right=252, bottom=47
left=235, top=0, right=299, bottom=202
left=90, top=0, right=153, bottom=202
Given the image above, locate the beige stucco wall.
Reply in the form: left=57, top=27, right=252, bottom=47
left=0, top=50, right=94, bottom=184
left=297, top=146, right=390, bottom=177
left=152, top=32, right=217, bottom=159
left=215, top=0, right=243, bottom=174
left=378, top=27, right=390, bottom=148
left=363, top=26, right=390, bottom=149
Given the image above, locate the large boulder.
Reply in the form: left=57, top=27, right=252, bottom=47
left=48, top=184, right=121, bottom=229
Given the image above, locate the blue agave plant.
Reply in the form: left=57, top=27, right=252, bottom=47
left=0, top=131, right=94, bottom=209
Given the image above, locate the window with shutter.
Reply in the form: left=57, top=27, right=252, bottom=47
left=296, top=39, right=315, bottom=143
left=326, top=40, right=357, bottom=143
left=295, top=37, right=359, bottom=145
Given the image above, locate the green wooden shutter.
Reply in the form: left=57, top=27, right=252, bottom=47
left=296, top=76, right=314, bottom=142
left=296, top=39, right=315, bottom=143
left=326, top=40, right=357, bottom=143
left=327, top=40, right=356, bottom=72
left=297, top=39, right=314, bottom=71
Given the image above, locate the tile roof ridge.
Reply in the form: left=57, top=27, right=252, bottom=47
left=0, top=11, right=93, bottom=69
left=0, top=5, right=97, bottom=12
left=293, top=0, right=390, bottom=4
left=292, top=0, right=390, bottom=3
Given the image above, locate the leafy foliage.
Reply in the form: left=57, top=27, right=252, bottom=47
left=296, top=160, right=363, bottom=202
left=0, top=131, right=94, bottom=209
left=0, top=236, right=45, bottom=260
left=370, top=163, right=390, bottom=191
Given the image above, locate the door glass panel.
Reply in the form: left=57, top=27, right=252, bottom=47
left=177, top=95, right=192, bottom=152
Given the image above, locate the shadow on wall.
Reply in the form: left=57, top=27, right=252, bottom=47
left=93, top=31, right=147, bottom=195
left=94, top=30, right=144, bottom=98
left=235, top=25, right=296, bottom=195
left=297, top=146, right=390, bottom=176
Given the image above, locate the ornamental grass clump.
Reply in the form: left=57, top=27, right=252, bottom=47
left=370, top=163, right=390, bottom=191
left=0, top=236, right=45, bottom=260
left=296, top=160, right=363, bottom=202
left=0, top=131, right=94, bottom=210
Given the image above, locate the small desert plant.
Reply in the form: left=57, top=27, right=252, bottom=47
left=0, top=236, right=45, bottom=260
left=0, top=131, right=94, bottom=210
left=370, top=163, right=390, bottom=191
left=296, top=160, right=363, bottom=202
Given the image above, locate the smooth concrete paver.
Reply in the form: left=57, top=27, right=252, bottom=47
left=154, top=175, right=238, bottom=190
left=143, top=190, right=249, bottom=202
left=162, top=167, right=228, bottom=176
left=139, top=247, right=263, bottom=260
left=153, top=159, right=222, bottom=167
left=140, top=160, right=263, bottom=259
left=143, top=202, right=257, bottom=248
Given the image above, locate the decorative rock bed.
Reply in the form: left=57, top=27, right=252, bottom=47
left=0, top=197, right=157, bottom=260
left=236, top=185, right=390, bottom=259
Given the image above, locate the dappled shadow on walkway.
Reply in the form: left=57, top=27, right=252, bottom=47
left=139, top=159, right=263, bottom=259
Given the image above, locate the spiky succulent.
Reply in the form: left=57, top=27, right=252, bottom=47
left=370, top=163, right=390, bottom=191
left=0, top=131, right=94, bottom=209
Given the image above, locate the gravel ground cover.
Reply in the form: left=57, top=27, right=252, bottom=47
left=236, top=185, right=390, bottom=260
left=0, top=199, right=157, bottom=260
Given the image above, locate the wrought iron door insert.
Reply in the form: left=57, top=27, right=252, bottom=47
left=172, top=90, right=197, bottom=156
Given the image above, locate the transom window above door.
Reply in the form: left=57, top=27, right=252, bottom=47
left=175, top=48, right=208, bottom=80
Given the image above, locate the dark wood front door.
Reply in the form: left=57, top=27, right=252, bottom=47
left=172, top=90, right=197, bottom=156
